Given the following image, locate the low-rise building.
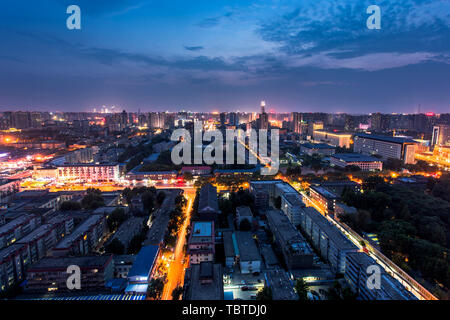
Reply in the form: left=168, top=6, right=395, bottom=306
left=0, top=243, right=30, bottom=293
left=330, top=153, right=383, bottom=171
left=345, top=252, right=417, bottom=300
left=0, top=214, right=41, bottom=249
left=188, top=221, right=215, bottom=265
left=264, top=268, right=297, bottom=300
left=236, top=206, right=253, bottom=227
left=301, top=142, right=336, bottom=156
left=56, top=163, right=120, bottom=183
left=266, top=210, right=314, bottom=270
left=309, top=185, right=339, bottom=215
left=234, top=231, right=261, bottom=274
left=125, top=245, right=160, bottom=294
left=25, top=255, right=114, bottom=293
left=52, top=214, right=106, bottom=257
left=183, top=261, right=224, bottom=300
left=298, top=207, right=358, bottom=274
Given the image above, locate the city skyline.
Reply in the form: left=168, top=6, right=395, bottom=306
left=0, top=0, right=449, bottom=113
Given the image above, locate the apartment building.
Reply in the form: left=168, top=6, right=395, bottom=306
left=298, top=207, right=358, bottom=274
left=188, top=221, right=215, bottom=265
left=52, top=214, right=106, bottom=257
left=345, top=252, right=417, bottom=300
left=56, top=163, right=120, bottom=183
left=330, top=153, right=383, bottom=171
left=353, top=133, right=417, bottom=164
left=25, top=255, right=114, bottom=293
left=266, top=210, right=314, bottom=270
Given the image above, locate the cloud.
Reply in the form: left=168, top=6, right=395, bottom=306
left=184, top=46, right=204, bottom=52
left=257, top=0, right=450, bottom=62
left=196, top=11, right=234, bottom=28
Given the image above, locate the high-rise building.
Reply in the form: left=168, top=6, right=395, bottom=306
left=291, top=112, right=302, bottom=134
left=431, top=124, right=450, bottom=149
left=260, top=100, right=266, bottom=114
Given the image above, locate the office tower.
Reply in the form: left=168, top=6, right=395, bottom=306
left=291, top=112, right=302, bottom=134
left=431, top=124, right=450, bottom=148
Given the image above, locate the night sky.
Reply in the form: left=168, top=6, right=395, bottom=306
left=0, top=0, right=449, bottom=113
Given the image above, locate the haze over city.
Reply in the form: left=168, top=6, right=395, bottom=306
left=0, top=0, right=449, bottom=113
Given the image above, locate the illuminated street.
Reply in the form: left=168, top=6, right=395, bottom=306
left=160, top=188, right=195, bottom=300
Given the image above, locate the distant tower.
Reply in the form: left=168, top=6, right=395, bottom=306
left=260, top=101, right=266, bottom=114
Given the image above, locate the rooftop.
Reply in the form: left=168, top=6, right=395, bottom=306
left=331, top=153, right=382, bottom=163
left=354, top=133, right=416, bottom=144
left=54, top=214, right=103, bottom=249
left=234, top=231, right=261, bottom=262
left=302, top=142, right=336, bottom=149
left=127, top=245, right=160, bottom=280
left=191, top=221, right=213, bottom=238
left=303, top=207, right=357, bottom=251
left=198, top=183, right=219, bottom=213
left=27, top=255, right=113, bottom=271
left=236, top=206, right=253, bottom=217
left=309, top=185, right=339, bottom=199
left=16, top=224, right=54, bottom=244
left=184, top=262, right=224, bottom=300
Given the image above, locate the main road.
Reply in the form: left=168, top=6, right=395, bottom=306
left=160, top=188, right=195, bottom=300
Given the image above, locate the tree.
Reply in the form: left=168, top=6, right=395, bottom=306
left=385, top=158, right=404, bottom=171
left=156, top=191, right=166, bottom=205
left=107, top=207, right=127, bottom=231
left=105, top=239, right=125, bottom=255
left=256, top=285, right=272, bottom=300
left=172, top=286, right=183, bottom=300
left=147, top=278, right=165, bottom=300
left=362, top=176, right=386, bottom=192
left=60, top=201, right=82, bottom=211
left=127, top=233, right=146, bottom=254
left=294, top=279, right=309, bottom=300
left=81, top=188, right=105, bottom=210
left=239, top=218, right=252, bottom=231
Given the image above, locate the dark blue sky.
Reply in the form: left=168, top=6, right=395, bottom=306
left=0, top=0, right=449, bottom=113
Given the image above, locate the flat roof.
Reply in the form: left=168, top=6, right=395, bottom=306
left=331, top=153, right=381, bottom=163
left=222, top=231, right=235, bottom=258
left=234, top=231, right=261, bottom=262
left=17, top=224, right=54, bottom=244
left=185, top=263, right=223, bottom=300
left=54, top=214, right=103, bottom=249
left=236, top=206, right=252, bottom=217
left=192, top=221, right=213, bottom=237
left=303, top=207, right=357, bottom=251
left=309, top=185, right=339, bottom=199
left=302, top=142, right=336, bottom=149
left=27, top=255, right=113, bottom=271
left=0, top=243, right=27, bottom=260
left=0, top=214, right=35, bottom=236
left=354, top=133, right=416, bottom=144
left=127, top=245, right=159, bottom=279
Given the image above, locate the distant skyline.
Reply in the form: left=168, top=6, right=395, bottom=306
left=0, top=0, right=449, bottom=113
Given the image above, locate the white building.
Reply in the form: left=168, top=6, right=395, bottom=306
left=330, top=153, right=383, bottom=171
left=353, top=133, right=417, bottom=164
left=56, top=163, right=120, bottom=183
